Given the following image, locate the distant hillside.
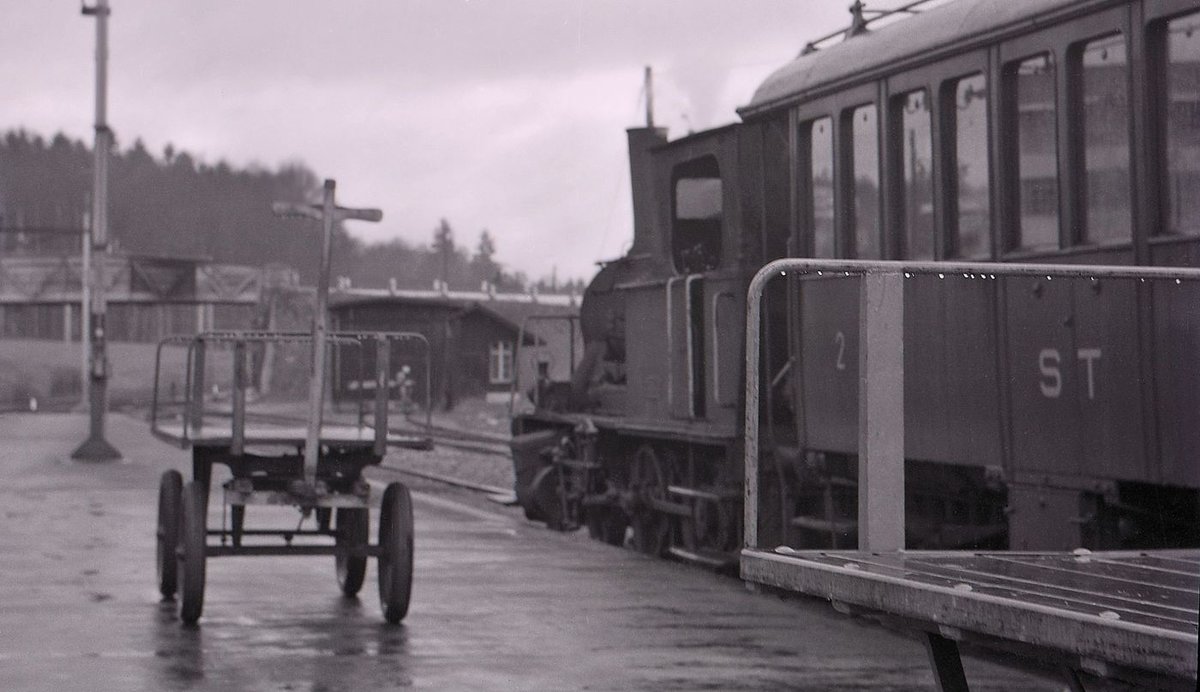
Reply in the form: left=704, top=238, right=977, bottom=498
left=0, top=129, right=585, bottom=292
left=0, top=129, right=329, bottom=282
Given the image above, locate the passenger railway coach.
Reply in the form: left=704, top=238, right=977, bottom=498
left=510, top=0, right=1200, bottom=566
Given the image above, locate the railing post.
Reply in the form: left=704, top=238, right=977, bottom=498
left=231, top=339, right=247, bottom=457
left=189, top=338, right=207, bottom=435
left=374, top=337, right=390, bottom=457
left=742, top=268, right=769, bottom=551
left=858, top=270, right=905, bottom=551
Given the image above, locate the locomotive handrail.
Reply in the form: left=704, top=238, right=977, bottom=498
left=507, top=314, right=580, bottom=418
left=742, top=258, right=1200, bottom=553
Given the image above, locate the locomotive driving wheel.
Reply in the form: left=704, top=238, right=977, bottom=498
left=628, top=445, right=672, bottom=556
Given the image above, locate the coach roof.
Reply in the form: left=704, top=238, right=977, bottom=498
left=740, top=0, right=1104, bottom=118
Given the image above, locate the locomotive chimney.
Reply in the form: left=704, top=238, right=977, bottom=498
left=626, top=125, right=668, bottom=256
left=627, top=66, right=668, bottom=257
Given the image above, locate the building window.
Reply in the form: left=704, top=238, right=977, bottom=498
left=489, top=340, right=513, bottom=384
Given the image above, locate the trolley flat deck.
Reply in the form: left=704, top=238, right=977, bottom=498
left=741, top=548, right=1200, bottom=686
left=152, top=421, right=432, bottom=450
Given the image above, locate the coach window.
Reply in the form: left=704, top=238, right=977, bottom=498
left=1076, top=34, right=1132, bottom=243
left=947, top=73, right=991, bottom=258
left=1009, top=53, right=1059, bottom=251
left=1162, top=11, right=1200, bottom=236
left=672, top=157, right=723, bottom=274
left=849, top=104, right=882, bottom=258
left=897, top=90, right=934, bottom=260
left=808, top=117, right=836, bottom=257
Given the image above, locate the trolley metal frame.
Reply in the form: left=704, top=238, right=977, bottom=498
left=151, top=329, right=433, bottom=624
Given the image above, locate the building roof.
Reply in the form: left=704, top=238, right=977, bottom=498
left=330, top=287, right=580, bottom=344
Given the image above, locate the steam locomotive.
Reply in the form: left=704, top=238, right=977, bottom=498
left=510, top=0, right=1200, bottom=567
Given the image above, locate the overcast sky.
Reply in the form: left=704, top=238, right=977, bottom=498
left=1, top=1, right=847, bottom=283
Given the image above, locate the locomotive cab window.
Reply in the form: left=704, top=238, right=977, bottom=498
left=672, top=157, right=723, bottom=273
left=1161, top=10, right=1200, bottom=236
left=1008, top=53, right=1060, bottom=252
left=1075, top=34, right=1132, bottom=244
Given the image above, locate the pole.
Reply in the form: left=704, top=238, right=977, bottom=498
left=72, top=0, right=120, bottom=461
left=644, top=65, right=654, bottom=128
left=80, top=203, right=91, bottom=404
left=301, top=180, right=337, bottom=486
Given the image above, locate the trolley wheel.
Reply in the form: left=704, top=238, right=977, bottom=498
left=156, top=470, right=183, bottom=599
left=335, top=507, right=369, bottom=596
left=377, top=482, right=414, bottom=624
left=177, top=481, right=207, bottom=624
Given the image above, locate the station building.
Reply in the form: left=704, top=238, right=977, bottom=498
left=329, top=282, right=581, bottom=411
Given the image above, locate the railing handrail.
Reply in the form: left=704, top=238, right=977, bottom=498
left=151, top=329, right=434, bottom=447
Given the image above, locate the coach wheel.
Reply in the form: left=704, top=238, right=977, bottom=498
left=156, top=470, right=183, bottom=600
left=335, top=507, right=369, bottom=597
left=378, top=482, right=414, bottom=624
left=178, top=481, right=207, bottom=625
left=629, top=445, right=671, bottom=556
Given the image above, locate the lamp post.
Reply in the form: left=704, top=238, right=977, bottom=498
left=72, top=0, right=120, bottom=461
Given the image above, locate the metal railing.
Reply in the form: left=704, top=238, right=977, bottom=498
left=152, top=330, right=432, bottom=457
left=743, top=259, right=1200, bottom=553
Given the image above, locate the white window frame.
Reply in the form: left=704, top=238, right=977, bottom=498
left=489, top=340, right=514, bottom=384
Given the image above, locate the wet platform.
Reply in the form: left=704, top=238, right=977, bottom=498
left=0, top=412, right=1066, bottom=690
left=742, top=548, right=1199, bottom=689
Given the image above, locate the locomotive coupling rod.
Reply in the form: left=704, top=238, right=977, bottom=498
left=273, top=179, right=382, bottom=487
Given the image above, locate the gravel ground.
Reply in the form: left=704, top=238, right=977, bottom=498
left=384, top=442, right=515, bottom=492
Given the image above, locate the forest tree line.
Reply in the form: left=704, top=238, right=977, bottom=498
left=0, top=129, right=583, bottom=294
